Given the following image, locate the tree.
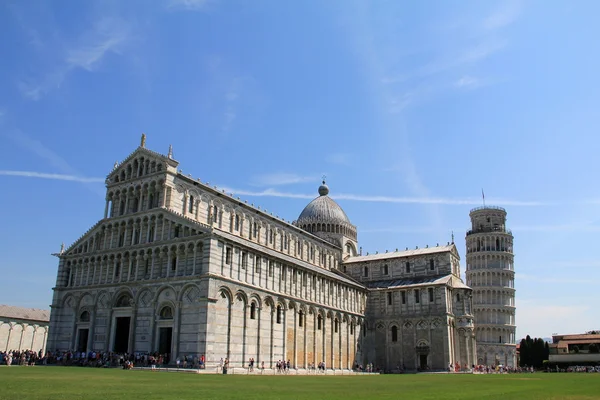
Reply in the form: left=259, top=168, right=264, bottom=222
left=589, top=343, right=599, bottom=353
left=572, top=345, right=579, bottom=354
left=519, top=335, right=549, bottom=368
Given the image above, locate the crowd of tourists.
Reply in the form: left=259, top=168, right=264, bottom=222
left=0, top=350, right=44, bottom=366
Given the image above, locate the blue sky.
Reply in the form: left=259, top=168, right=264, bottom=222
left=1, top=0, right=599, bottom=340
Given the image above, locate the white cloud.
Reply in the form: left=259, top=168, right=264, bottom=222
left=5, top=130, right=105, bottom=195
left=221, top=186, right=546, bottom=206
left=516, top=273, right=594, bottom=285
left=512, top=224, right=600, bottom=232
left=18, top=17, right=132, bottom=101
left=167, top=0, right=211, bottom=11
left=0, top=170, right=105, bottom=183
left=454, top=75, right=479, bottom=88
left=360, top=226, right=438, bottom=234
left=327, top=153, right=352, bottom=165
left=222, top=109, right=236, bottom=132
left=517, top=300, right=593, bottom=338
left=483, top=1, right=522, bottom=31
left=66, top=18, right=130, bottom=71
left=251, top=173, right=315, bottom=186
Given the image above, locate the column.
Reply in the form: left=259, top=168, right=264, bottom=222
left=88, top=308, right=96, bottom=352
left=129, top=305, right=137, bottom=354
left=150, top=252, right=156, bottom=279
left=149, top=303, right=157, bottom=353
left=172, top=301, right=182, bottom=361
left=124, top=192, right=130, bottom=215
left=86, top=261, right=91, bottom=286
left=104, top=199, right=110, bottom=219
left=192, top=246, right=197, bottom=275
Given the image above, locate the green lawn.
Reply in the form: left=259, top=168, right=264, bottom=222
left=1, top=367, right=599, bottom=400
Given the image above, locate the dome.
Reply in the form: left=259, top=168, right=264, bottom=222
left=297, top=181, right=351, bottom=225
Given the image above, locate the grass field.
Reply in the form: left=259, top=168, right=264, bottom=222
left=1, top=367, right=599, bottom=400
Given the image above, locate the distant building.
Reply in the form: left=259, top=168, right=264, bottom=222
left=549, top=333, right=600, bottom=365
left=0, top=305, right=50, bottom=353
left=465, top=206, right=517, bottom=367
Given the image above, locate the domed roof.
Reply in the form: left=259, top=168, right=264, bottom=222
left=297, top=181, right=351, bottom=225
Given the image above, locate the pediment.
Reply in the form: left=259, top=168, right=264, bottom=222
left=63, top=220, right=106, bottom=256
left=106, top=147, right=179, bottom=185
left=62, top=209, right=211, bottom=257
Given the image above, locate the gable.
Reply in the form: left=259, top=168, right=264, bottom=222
left=106, top=147, right=178, bottom=185
left=62, top=209, right=212, bottom=257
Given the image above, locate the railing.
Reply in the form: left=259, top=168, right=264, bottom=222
left=466, top=227, right=512, bottom=236
left=470, top=205, right=506, bottom=213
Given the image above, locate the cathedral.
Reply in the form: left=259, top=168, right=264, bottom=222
left=47, top=135, right=480, bottom=371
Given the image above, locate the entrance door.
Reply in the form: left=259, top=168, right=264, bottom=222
left=77, top=329, right=89, bottom=352
left=114, top=317, right=131, bottom=353
left=159, top=327, right=173, bottom=362
left=419, top=354, right=428, bottom=370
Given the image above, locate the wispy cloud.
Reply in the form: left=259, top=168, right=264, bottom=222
left=66, top=18, right=130, bottom=71
left=360, top=226, right=439, bottom=234
left=512, top=224, right=600, bottom=232
left=516, top=273, right=593, bottom=285
left=517, top=299, right=594, bottom=338
left=454, top=75, right=480, bottom=89
left=4, top=130, right=105, bottom=195
left=18, top=17, right=132, bottom=101
left=327, top=153, right=352, bottom=166
left=483, top=1, right=522, bottom=31
left=251, top=173, right=316, bottom=186
left=0, top=170, right=105, bottom=183
left=220, top=186, right=546, bottom=206
left=167, top=0, right=212, bottom=11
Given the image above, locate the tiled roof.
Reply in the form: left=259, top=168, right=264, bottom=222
left=0, top=305, right=50, bottom=323
left=344, top=244, right=455, bottom=263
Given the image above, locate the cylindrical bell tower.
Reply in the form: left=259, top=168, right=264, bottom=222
left=465, top=206, right=516, bottom=367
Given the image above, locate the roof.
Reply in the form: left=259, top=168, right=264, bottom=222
left=216, top=229, right=366, bottom=290
left=297, top=184, right=352, bottom=225
left=0, top=305, right=50, bottom=323
left=364, top=274, right=453, bottom=289
left=344, top=244, right=456, bottom=263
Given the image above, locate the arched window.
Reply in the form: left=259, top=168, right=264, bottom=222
left=276, top=305, right=282, bottom=324
left=457, top=293, right=461, bottom=302
left=250, top=303, right=256, bottom=320
left=299, top=311, right=304, bottom=327
left=317, top=315, right=322, bottom=330
left=382, top=264, right=389, bottom=275
left=334, top=319, right=339, bottom=333
left=363, top=266, right=369, bottom=277
left=80, top=311, right=90, bottom=322
left=115, top=294, right=132, bottom=307
left=350, top=324, right=354, bottom=335
left=235, top=215, right=240, bottom=231
left=391, top=326, right=398, bottom=342
left=160, top=306, right=174, bottom=319
left=188, top=196, right=194, bottom=213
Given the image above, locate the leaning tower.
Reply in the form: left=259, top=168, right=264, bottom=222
left=465, top=206, right=516, bottom=367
